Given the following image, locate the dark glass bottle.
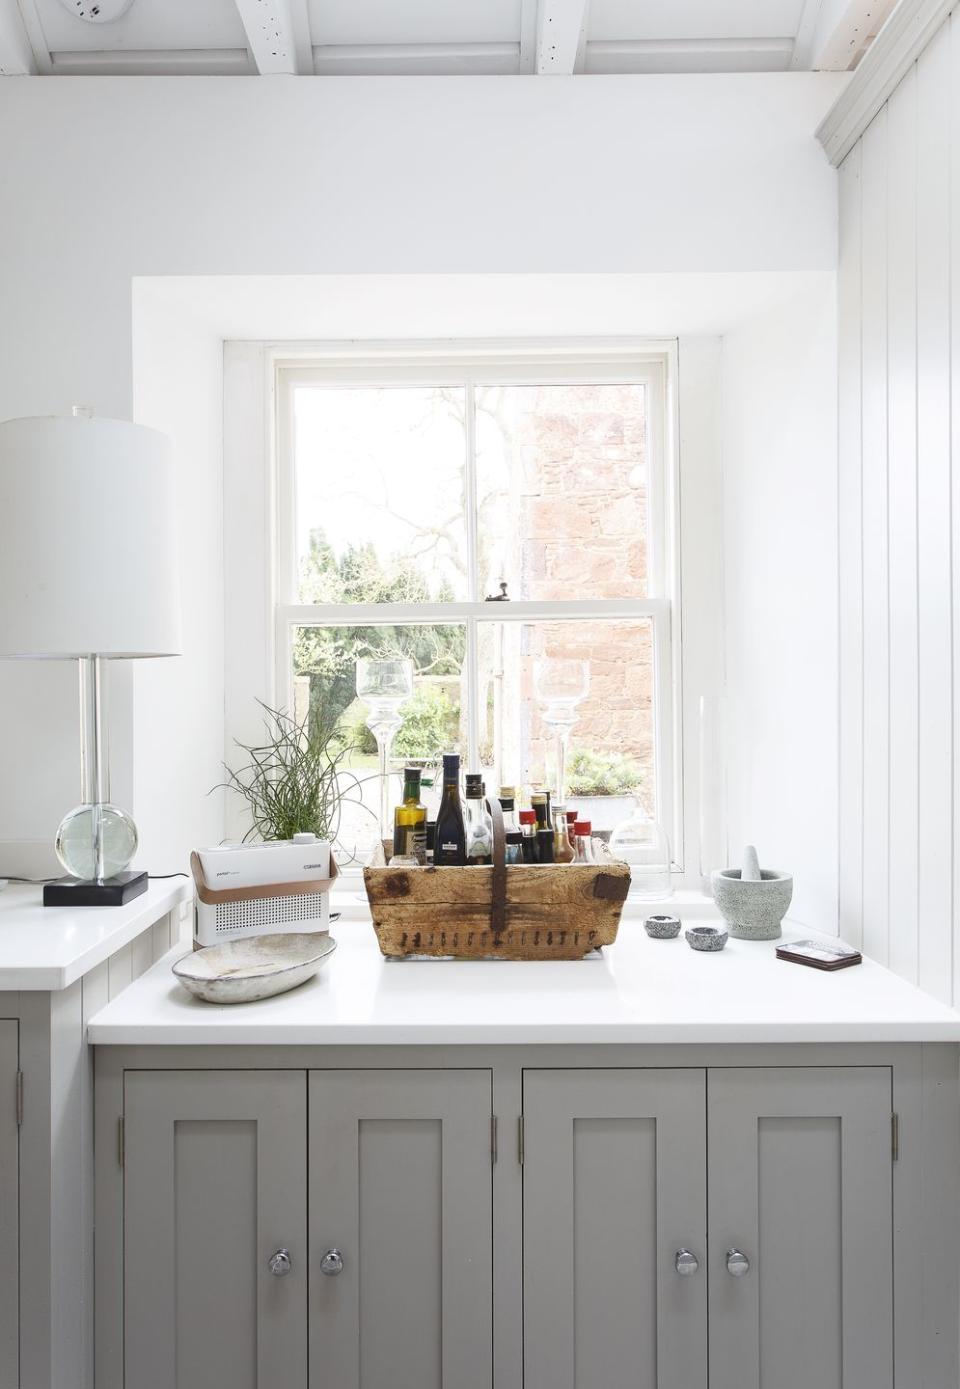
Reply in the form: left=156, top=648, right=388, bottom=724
left=536, top=827, right=555, bottom=863
left=519, top=809, right=538, bottom=863
left=434, top=753, right=467, bottom=866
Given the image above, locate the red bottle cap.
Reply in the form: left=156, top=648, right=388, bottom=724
left=574, top=821, right=591, bottom=835
left=518, top=809, right=537, bottom=825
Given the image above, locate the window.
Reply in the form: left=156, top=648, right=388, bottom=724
left=273, top=349, right=678, bottom=867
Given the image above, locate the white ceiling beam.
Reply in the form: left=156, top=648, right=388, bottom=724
left=794, top=0, right=898, bottom=71
left=233, top=0, right=312, bottom=75
left=0, top=0, right=35, bottom=73
left=536, top=0, right=590, bottom=75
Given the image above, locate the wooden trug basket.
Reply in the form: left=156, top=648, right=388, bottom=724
left=363, top=796, right=630, bottom=960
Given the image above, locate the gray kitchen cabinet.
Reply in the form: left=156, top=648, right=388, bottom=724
left=522, top=1068, right=707, bottom=1389
left=0, top=1021, right=18, bottom=1389
left=308, top=1069, right=493, bottom=1389
left=122, top=1070, right=308, bottom=1389
left=707, top=1066, right=893, bottom=1389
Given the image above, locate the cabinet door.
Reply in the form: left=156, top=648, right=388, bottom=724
left=308, top=1069, right=493, bottom=1389
left=708, top=1067, right=893, bottom=1389
left=124, top=1070, right=307, bottom=1389
left=0, top=1022, right=17, bottom=1389
left=523, top=1069, right=707, bottom=1389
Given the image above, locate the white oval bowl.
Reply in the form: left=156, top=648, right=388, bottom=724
left=172, top=932, right=337, bottom=1004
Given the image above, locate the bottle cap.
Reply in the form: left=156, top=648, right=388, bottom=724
left=519, top=809, right=536, bottom=825
left=465, top=773, right=483, bottom=795
left=499, top=785, right=517, bottom=799
left=531, top=791, right=547, bottom=803
left=574, top=821, right=592, bottom=835
left=442, top=752, right=460, bottom=774
left=498, top=796, right=515, bottom=811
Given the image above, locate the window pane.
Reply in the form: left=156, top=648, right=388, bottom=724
left=475, top=383, right=649, bottom=600
left=293, top=622, right=466, bottom=863
left=294, top=385, right=469, bottom=602
left=477, top=619, right=656, bottom=834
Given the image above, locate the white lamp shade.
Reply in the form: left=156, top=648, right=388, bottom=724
left=0, top=415, right=181, bottom=658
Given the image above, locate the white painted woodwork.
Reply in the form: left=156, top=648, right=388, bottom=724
left=308, top=1070, right=493, bottom=1389
left=124, top=1070, right=308, bottom=1389
left=0, top=0, right=35, bottom=73
left=233, top=0, right=310, bottom=74
left=804, top=0, right=896, bottom=70
left=818, top=0, right=958, bottom=163
left=837, top=7, right=960, bottom=1003
left=0, top=1020, right=17, bottom=1389
left=536, top=0, right=589, bottom=73
left=523, top=1069, right=707, bottom=1389
left=708, top=1067, right=894, bottom=1389
left=859, top=105, right=890, bottom=968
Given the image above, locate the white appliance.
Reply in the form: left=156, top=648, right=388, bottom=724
left=190, top=833, right=338, bottom=947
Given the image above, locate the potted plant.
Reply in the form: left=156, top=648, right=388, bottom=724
left=220, top=703, right=366, bottom=850
left=565, top=748, right=643, bottom=834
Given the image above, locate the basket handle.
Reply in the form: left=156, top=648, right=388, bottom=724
left=486, top=793, right=507, bottom=936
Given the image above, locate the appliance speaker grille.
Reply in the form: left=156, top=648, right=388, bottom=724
left=215, top=894, right=323, bottom=932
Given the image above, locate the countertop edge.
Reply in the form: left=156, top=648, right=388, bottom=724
left=87, top=1022, right=960, bottom=1046
left=0, top=879, right=190, bottom=992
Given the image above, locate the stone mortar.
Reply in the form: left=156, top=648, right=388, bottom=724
left=710, top=867, right=793, bottom=941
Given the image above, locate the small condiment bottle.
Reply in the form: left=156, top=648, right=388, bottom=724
left=536, top=827, right=555, bottom=864
left=553, top=811, right=575, bottom=864
left=573, top=820, right=594, bottom=864
left=518, top=809, right=538, bottom=863
left=531, top=791, right=550, bottom=830
left=498, top=788, right=519, bottom=835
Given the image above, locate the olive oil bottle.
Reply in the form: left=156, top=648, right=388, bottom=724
left=392, top=766, right=427, bottom=863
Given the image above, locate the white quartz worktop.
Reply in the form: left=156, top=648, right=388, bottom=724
left=87, top=915, right=960, bottom=1045
left=0, top=879, right=191, bottom=990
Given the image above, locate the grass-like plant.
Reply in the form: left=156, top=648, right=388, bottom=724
left=220, top=702, right=368, bottom=846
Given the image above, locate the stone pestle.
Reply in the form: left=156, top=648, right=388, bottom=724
left=742, top=844, right=762, bottom=882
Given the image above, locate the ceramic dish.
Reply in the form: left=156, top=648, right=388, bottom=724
left=685, top=925, right=728, bottom=952
left=172, top=932, right=337, bottom=1004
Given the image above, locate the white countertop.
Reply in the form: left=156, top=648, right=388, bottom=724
left=0, top=879, right=191, bottom=991
left=87, top=915, right=960, bottom=1045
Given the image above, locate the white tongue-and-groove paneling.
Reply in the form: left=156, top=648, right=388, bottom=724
left=839, top=9, right=960, bottom=1005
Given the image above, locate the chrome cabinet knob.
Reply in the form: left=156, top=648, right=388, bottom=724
left=320, top=1247, right=344, bottom=1277
left=726, top=1248, right=750, bottom=1277
left=675, top=1249, right=699, bottom=1277
left=268, top=1248, right=292, bottom=1277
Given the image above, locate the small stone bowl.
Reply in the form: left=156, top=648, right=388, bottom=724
left=685, top=925, right=728, bottom=952
left=644, top=914, right=681, bottom=939
left=711, top=867, right=793, bottom=941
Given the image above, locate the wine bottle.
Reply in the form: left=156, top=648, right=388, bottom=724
left=434, top=753, right=467, bottom=866
left=392, top=766, right=427, bottom=864
left=464, top=773, right=493, bottom=864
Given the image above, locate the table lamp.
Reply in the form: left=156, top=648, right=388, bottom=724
left=0, top=411, right=181, bottom=905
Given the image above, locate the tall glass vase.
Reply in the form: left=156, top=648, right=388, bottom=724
left=533, top=658, right=590, bottom=803
left=356, top=658, right=414, bottom=838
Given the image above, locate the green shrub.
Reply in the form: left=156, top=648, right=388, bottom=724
left=394, top=685, right=460, bottom=758
left=566, top=748, right=643, bottom=796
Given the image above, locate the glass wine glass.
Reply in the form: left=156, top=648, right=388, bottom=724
left=356, top=658, right=414, bottom=838
left=533, top=658, right=590, bottom=803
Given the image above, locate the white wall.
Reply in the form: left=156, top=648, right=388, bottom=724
left=721, top=284, right=839, bottom=931
left=0, top=73, right=843, bottom=871
left=837, top=15, right=960, bottom=1002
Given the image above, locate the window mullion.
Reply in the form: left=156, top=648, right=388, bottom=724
left=465, top=383, right=481, bottom=766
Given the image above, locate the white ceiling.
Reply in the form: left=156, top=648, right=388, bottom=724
left=0, top=0, right=899, bottom=78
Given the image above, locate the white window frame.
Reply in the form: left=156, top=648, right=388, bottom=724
left=269, top=340, right=683, bottom=869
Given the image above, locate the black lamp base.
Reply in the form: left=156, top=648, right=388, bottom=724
left=43, top=870, right=149, bottom=907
